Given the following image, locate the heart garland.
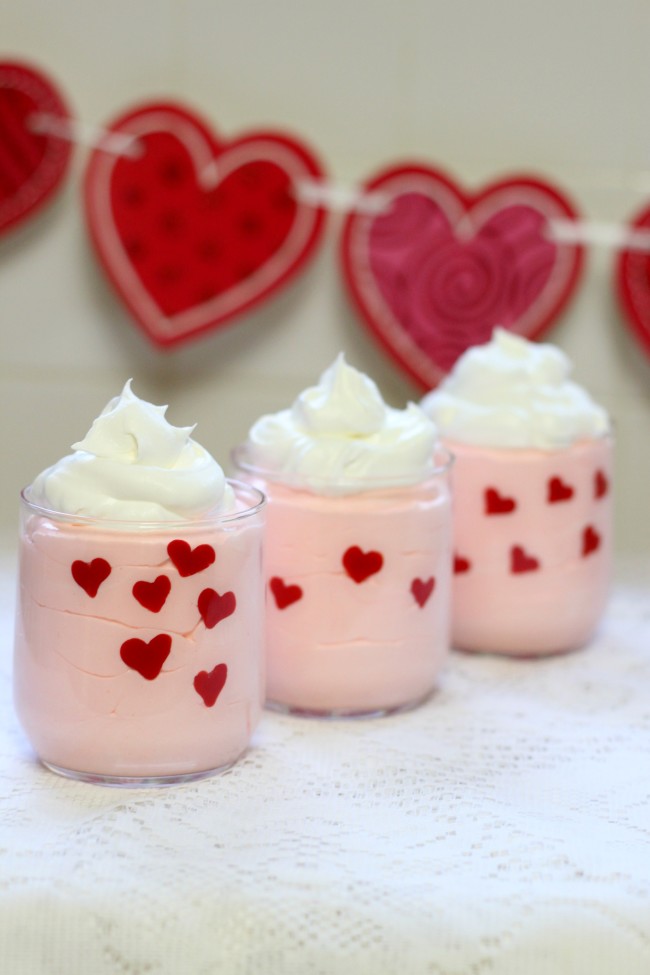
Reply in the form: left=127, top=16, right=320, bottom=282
left=0, top=60, right=73, bottom=237
left=83, top=100, right=327, bottom=348
left=340, top=164, right=585, bottom=389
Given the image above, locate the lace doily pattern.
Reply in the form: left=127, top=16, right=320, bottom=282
left=1, top=547, right=650, bottom=975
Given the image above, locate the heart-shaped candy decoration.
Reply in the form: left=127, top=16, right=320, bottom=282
left=71, top=557, right=111, bottom=597
left=547, top=476, right=574, bottom=504
left=0, top=61, right=73, bottom=236
left=167, top=539, right=215, bottom=577
left=269, top=576, right=303, bottom=609
left=615, top=204, right=650, bottom=360
left=510, top=545, right=540, bottom=574
left=194, top=663, right=228, bottom=708
left=132, top=575, right=171, bottom=613
left=342, top=545, right=384, bottom=584
left=485, top=488, right=517, bottom=515
left=120, top=633, right=172, bottom=680
left=341, top=164, right=584, bottom=389
left=411, top=576, right=435, bottom=607
left=197, top=588, right=236, bottom=629
left=84, top=101, right=327, bottom=347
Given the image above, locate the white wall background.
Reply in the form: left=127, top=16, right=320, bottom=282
left=2, top=0, right=649, bottom=553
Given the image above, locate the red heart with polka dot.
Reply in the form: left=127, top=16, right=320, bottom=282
left=341, top=164, right=584, bottom=389
left=0, top=61, right=73, bottom=237
left=84, top=101, right=327, bottom=347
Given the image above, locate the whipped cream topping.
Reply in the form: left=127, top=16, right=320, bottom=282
left=240, top=354, right=439, bottom=494
left=29, top=380, right=234, bottom=521
left=421, top=328, right=610, bottom=450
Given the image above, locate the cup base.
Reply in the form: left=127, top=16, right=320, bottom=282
left=41, top=757, right=241, bottom=788
left=265, top=690, right=434, bottom=720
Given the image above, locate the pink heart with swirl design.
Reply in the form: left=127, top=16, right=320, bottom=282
left=340, top=165, right=585, bottom=389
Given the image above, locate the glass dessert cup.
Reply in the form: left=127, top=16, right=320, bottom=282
left=232, top=446, right=453, bottom=718
left=13, top=481, right=266, bottom=786
left=445, top=435, right=613, bottom=657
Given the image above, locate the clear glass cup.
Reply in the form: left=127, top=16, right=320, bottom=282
left=13, top=481, right=266, bottom=786
left=232, top=446, right=453, bottom=717
left=445, top=435, right=613, bottom=656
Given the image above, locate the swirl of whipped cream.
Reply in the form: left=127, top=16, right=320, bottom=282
left=29, top=380, right=233, bottom=520
left=420, top=328, right=610, bottom=450
left=240, top=354, right=439, bottom=494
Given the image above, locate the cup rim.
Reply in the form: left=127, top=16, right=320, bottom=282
left=230, top=443, right=454, bottom=493
left=20, top=477, right=266, bottom=530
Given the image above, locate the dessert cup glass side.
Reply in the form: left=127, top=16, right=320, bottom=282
left=13, top=481, right=266, bottom=786
left=232, top=446, right=454, bottom=718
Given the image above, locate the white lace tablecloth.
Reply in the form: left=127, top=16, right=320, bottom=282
left=1, top=542, right=649, bottom=975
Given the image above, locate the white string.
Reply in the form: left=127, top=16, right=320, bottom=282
left=27, top=112, right=142, bottom=159
left=22, top=114, right=650, bottom=249
left=546, top=218, right=650, bottom=253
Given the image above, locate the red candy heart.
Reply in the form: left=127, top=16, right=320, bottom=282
left=71, top=557, right=111, bottom=597
left=341, top=164, right=584, bottom=389
left=198, top=588, right=236, bottom=628
left=84, top=101, right=327, bottom=347
left=0, top=61, right=73, bottom=236
left=548, top=476, right=574, bottom=504
left=120, top=633, right=171, bottom=680
left=454, top=554, right=471, bottom=574
left=167, top=539, right=215, bottom=577
left=615, top=203, right=650, bottom=360
left=411, top=576, right=435, bottom=607
left=485, top=488, right=517, bottom=515
left=594, top=469, right=609, bottom=499
left=510, top=545, right=540, bottom=574
left=132, top=574, right=171, bottom=613
left=342, top=545, right=384, bottom=583
left=194, top=663, right=228, bottom=708
left=269, top=576, right=303, bottom=610
left=582, top=525, right=601, bottom=557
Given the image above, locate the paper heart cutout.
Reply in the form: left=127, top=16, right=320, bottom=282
left=120, top=633, right=171, bottom=680
left=485, top=488, right=517, bottom=515
left=83, top=100, right=327, bottom=347
left=547, top=476, right=574, bottom=504
left=269, top=576, right=303, bottom=609
left=342, top=545, right=384, bottom=583
left=615, top=203, right=650, bottom=360
left=510, top=545, right=540, bottom=574
left=132, top=574, right=171, bottom=613
left=194, top=663, right=228, bottom=708
left=582, top=525, right=601, bottom=557
left=198, top=588, right=236, bottom=628
left=411, top=576, right=435, bottom=607
left=167, top=539, right=215, bottom=577
left=71, top=557, right=111, bottom=597
left=341, top=164, right=584, bottom=389
left=0, top=61, right=73, bottom=237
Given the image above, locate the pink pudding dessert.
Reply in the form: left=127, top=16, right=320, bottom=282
left=233, top=354, right=453, bottom=716
left=14, top=381, right=265, bottom=785
left=421, top=328, right=613, bottom=657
